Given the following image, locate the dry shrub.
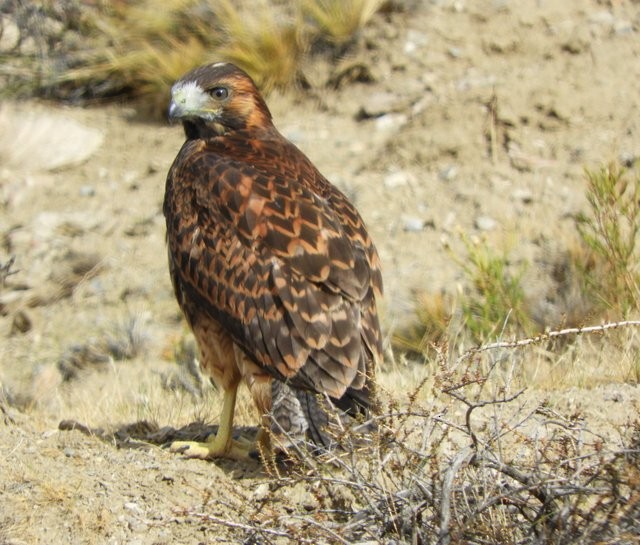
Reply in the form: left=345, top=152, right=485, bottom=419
left=160, top=324, right=640, bottom=544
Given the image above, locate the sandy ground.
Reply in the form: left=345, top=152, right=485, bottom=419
left=1, top=1, right=640, bottom=543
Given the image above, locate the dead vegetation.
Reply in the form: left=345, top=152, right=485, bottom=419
left=0, top=0, right=390, bottom=117
left=43, top=322, right=639, bottom=544
left=131, top=324, right=639, bottom=544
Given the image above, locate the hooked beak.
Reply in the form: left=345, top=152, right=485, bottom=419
left=168, top=100, right=182, bottom=123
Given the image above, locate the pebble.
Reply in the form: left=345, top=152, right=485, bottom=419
left=358, top=92, right=396, bottom=118
left=589, top=10, right=615, bottom=26
left=475, top=215, right=497, bottom=231
left=384, top=170, right=414, bottom=189
left=252, top=483, right=270, bottom=501
left=512, top=188, right=533, bottom=204
left=403, top=216, right=427, bottom=232
left=0, top=17, right=19, bottom=52
left=438, top=165, right=458, bottom=182
left=375, top=113, right=407, bottom=131
left=124, top=502, right=143, bottom=514
left=79, top=185, right=95, bottom=197
left=0, top=103, right=104, bottom=172
left=10, top=309, right=32, bottom=334
left=614, top=20, right=633, bottom=35
left=619, top=151, right=637, bottom=168
left=403, top=29, right=429, bottom=56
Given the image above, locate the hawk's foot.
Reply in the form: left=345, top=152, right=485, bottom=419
left=170, top=433, right=255, bottom=460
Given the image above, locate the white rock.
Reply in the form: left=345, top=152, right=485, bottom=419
left=384, top=170, right=414, bottom=189
left=475, top=215, right=498, bottom=231
left=0, top=17, right=19, bottom=52
left=253, top=483, right=270, bottom=500
left=403, top=216, right=426, bottom=232
left=375, top=113, right=407, bottom=131
left=0, top=103, right=104, bottom=173
left=512, top=188, right=533, bottom=203
left=439, top=165, right=458, bottom=182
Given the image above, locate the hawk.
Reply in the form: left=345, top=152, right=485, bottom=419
left=164, top=62, right=383, bottom=460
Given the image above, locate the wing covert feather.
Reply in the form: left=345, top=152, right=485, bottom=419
left=164, top=132, right=382, bottom=399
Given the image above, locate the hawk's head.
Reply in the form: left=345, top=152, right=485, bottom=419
left=169, top=62, right=273, bottom=139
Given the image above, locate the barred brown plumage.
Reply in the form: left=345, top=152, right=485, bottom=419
left=164, top=62, right=383, bottom=460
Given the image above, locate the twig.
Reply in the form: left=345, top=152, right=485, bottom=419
left=438, top=446, right=474, bottom=545
left=283, top=515, right=352, bottom=545
left=173, top=509, right=300, bottom=541
left=458, top=320, right=640, bottom=362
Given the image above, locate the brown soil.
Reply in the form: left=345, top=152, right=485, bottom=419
left=1, top=1, right=639, bottom=543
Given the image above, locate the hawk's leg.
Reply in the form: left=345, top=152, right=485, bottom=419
left=170, top=384, right=253, bottom=460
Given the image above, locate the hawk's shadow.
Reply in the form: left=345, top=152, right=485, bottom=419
left=58, top=418, right=264, bottom=473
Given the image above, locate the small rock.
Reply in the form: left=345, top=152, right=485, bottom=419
left=128, top=521, right=148, bottom=534
left=384, top=170, right=414, bottom=189
left=619, top=151, right=637, bottom=168
left=375, top=113, right=407, bottom=131
left=253, top=483, right=270, bottom=501
left=79, top=185, right=95, bottom=197
left=589, top=10, right=615, bottom=26
left=512, top=188, right=533, bottom=204
left=442, top=211, right=457, bottom=232
left=561, top=35, right=589, bottom=55
left=438, top=165, right=458, bottom=182
left=19, top=36, right=37, bottom=56
left=403, top=216, right=426, bottom=232
left=0, top=17, right=20, bottom=53
left=403, top=29, right=429, bottom=56
left=358, top=92, right=396, bottom=118
left=10, top=309, right=32, bottom=335
left=147, top=160, right=162, bottom=174
left=124, top=502, right=143, bottom=514
left=475, top=215, right=497, bottom=231
left=40, top=16, right=64, bottom=38
left=484, top=36, right=520, bottom=54
left=614, top=20, right=633, bottom=35
left=0, top=103, right=104, bottom=172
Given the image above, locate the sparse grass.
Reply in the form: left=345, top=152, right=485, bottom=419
left=395, top=233, right=534, bottom=355
left=397, top=162, right=640, bottom=391
left=454, top=233, right=533, bottom=342
left=575, top=163, right=640, bottom=318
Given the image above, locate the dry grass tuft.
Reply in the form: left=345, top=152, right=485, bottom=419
left=2, top=0, right=385, bottom=117
left=302, top=0, right=385, bottom=44
left=214, top=0, right=307, bottom=93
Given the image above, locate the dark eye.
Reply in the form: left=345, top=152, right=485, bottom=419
left=210, top=86, right=229, bottom=100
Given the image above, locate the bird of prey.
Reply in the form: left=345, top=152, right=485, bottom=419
left=164, top=62, right=383, bottom=460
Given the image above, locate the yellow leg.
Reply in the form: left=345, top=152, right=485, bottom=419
left=170, top=384, right=253, bottom=460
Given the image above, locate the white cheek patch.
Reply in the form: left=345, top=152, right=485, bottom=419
left=172, top=81, right=208, bottom=110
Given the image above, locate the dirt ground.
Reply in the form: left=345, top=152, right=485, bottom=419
left=1, top=1, right=640, bottom=543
